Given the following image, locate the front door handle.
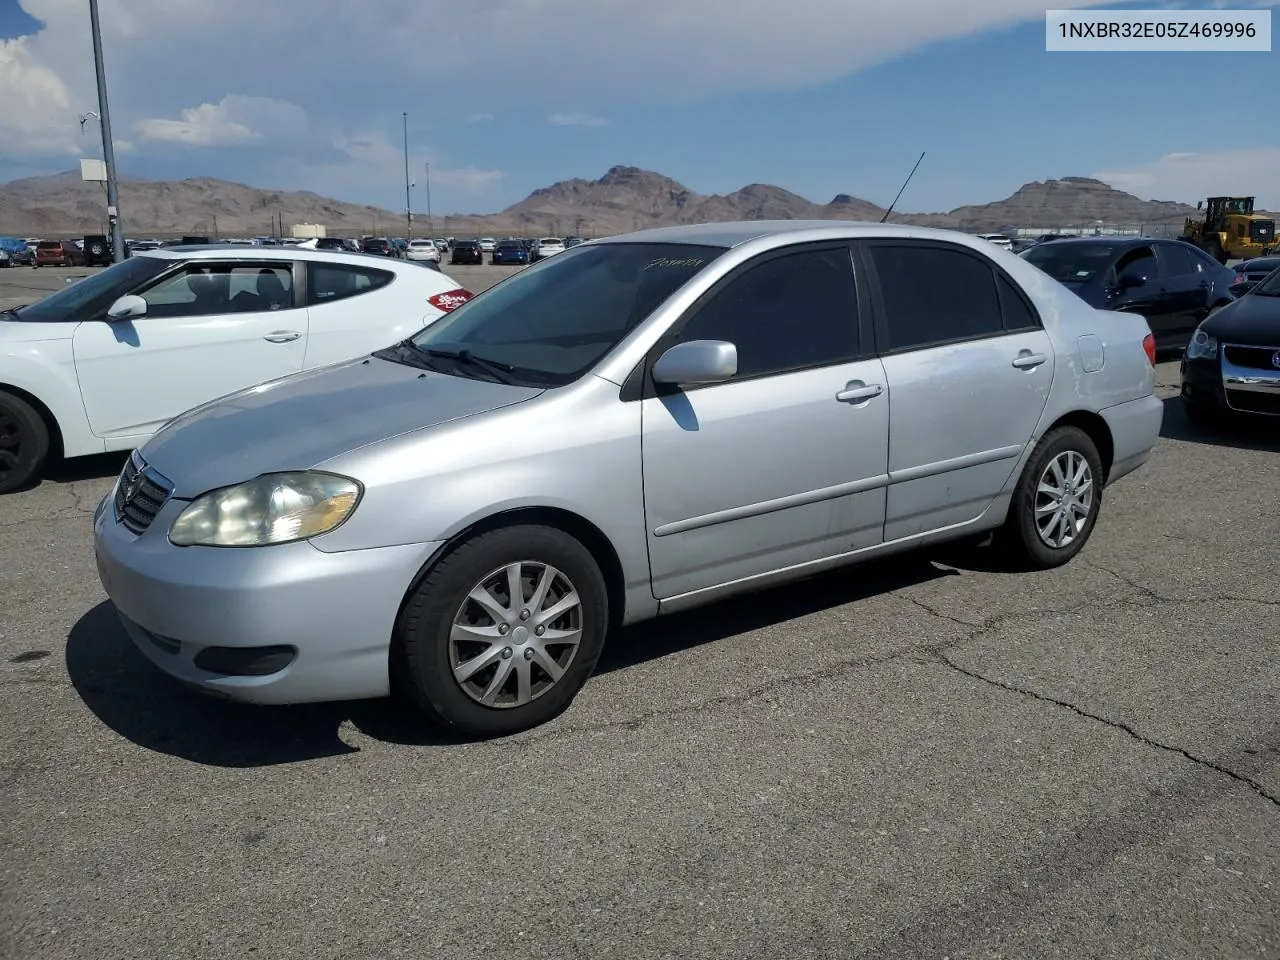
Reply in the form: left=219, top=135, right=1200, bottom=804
left=263, top=331, right=301, bottom=343
left=1012, top=352, right=1047, bottom=370
left=836, top=382, right=883, bottom=403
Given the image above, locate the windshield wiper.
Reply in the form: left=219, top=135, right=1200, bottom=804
left=423, top=347, right=516, bottom=383
left=0, top=307, right=20, bottom=321
left=371, top=339, right=436, bottom=370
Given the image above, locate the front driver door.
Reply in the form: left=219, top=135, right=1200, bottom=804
left=72, top=260, right=307, bottom=439
left=640, top=243, right=890, bottom=601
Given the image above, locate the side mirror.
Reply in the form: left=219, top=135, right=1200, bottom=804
left=106, top=294, right=147, bottom=321
left=652, top=340, right=737, bottom=386
left=1229, top=282, right=1251, bottom=298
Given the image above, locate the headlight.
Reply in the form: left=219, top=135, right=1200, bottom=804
left=1186, top=328, right=1219, bottom=360
left=169, top=472, right=362, bottom=547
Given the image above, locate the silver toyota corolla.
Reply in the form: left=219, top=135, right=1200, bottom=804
left=93, top=221, right=1163, bottom=737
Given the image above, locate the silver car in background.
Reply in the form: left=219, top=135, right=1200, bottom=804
left=93, top=221, right=1163, bottom=738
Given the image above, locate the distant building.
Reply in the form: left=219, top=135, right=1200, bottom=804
left=292, top=223, right=326, bottom=239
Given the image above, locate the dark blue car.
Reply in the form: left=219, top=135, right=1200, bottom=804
left=491, top=239, right=530, bottom=265
left=1021, top=236, right=1236, bottom=355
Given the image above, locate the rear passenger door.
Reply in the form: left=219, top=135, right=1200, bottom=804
left=302, top=261, right=405, bottom=367
left=859, top=240, right=1055, bottom=542
left=1153, top=242, right=1211, bottom=348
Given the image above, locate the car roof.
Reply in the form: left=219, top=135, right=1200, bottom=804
left=597, top=220, right=1081, bottom=249
left=1030, top=236, right=1165, bottom=249
left=135, top=246, right=416, bottom=268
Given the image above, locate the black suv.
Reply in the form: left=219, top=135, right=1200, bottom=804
left=82, top=235, right=113, bottom=267
left=450, top=240, right=483, bottom=265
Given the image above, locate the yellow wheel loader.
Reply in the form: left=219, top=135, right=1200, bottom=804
left=1181, top=197, right=1276, bottom=263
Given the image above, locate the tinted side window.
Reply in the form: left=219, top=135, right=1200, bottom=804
left=1114, top=246, right=1159, bottom=281
left=997, top=274, right=1040, bottom=331
left=140, top=264, right=293, bottom=319
left=673, top=247, right=859, bottom=379
left=1158, top=242, right=1197, bottom=276
left=869, top=244, right=1002, bottom=351
left=308, top=263, right=394, bottom=305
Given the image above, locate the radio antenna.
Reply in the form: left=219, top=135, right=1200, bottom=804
left=880, top=151, right=926, bottom=223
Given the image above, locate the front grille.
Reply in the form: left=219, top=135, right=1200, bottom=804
left=1225, top=389, right=1280, bottom=415
left=1250, top=221, right=1275, bottom=244
left=1223, top=345, right=1280, bottom=371
left=113, top=451, right=174, bottom=534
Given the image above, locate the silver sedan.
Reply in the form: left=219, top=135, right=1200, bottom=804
left=93, top=221, right=1163, bottom=737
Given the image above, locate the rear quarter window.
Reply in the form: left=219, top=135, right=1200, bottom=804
left=307, top=263, right=395, bottom=305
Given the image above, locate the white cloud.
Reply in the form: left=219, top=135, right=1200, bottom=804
left=549, top=111, right=609, bottom=126
left=467, top=112, right=495, bottom=123
left=0, top=36, right=78, bottom=155
left=136, top=94, right=307, bottom=146
left=1093, top=147, right=1280, bottom=207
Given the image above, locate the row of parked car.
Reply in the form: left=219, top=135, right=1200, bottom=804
left=449, top=236, right=588, bottom=266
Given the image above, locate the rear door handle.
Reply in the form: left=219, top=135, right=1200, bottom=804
left=836, top=382, right=883, bottom=403
left=263, top=331, right=301, bottom=343
left=1012, top=353, right=1047, bottom=370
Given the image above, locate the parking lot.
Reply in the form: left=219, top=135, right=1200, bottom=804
left=2, top=264, right=1278, bottom=959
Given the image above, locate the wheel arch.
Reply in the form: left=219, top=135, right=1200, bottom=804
left=0, top=381, right=65, bottom=459
left=391, top=505, right=629, bottom=649
left=1040, top=409, right=1114, bottom=483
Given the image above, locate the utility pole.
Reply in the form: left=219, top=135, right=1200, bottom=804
left=424, top=161, right=434, bottom=240
left=88, top=0, right=125, bottom=262
left=402, top=112, right=413, bottom=241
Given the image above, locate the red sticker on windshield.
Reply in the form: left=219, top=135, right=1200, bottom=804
left=428, top=289, right=474, bottom=312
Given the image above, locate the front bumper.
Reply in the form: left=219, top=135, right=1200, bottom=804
left=93, top=494, right=442, bottom=704
left=1181, top=350, right=1280, bottom=415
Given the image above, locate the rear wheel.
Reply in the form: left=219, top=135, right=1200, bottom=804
left=997, top=426, right=1103, bottom=570
left=396, top=525, right=609, bottom=738
left=0, top=391, right=50, bottom=494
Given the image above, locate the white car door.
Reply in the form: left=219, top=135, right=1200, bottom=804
left=301, top=260, right=472, bottom=367
left=641, top=243, right=890, bottom=600
left=72, top=260, right=308, bottom=439
left=860, top=239, right=1055, bottom=542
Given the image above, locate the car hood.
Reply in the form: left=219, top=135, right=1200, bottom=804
left=1202, top=294, right=1280, bottom=346
left=139, top=355, right=544, bottom=498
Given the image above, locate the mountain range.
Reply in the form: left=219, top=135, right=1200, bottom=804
left=0, top=165, right=1223, bottom=238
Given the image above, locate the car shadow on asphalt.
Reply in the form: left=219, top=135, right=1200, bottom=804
left=44, top=451, right=128, bottom=484
left=65, top=555, right=960, bottom=767
left=1160, top=396, right=1280, bottom=452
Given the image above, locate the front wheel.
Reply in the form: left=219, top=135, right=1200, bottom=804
left=997, top=426, right=1103, bottom=570
left=0, top=391, right=51, bottom=494
left=396, top=525, right=609, bottom=737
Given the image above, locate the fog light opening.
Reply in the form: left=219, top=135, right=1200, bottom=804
left=192, top=645, right=296, bottom=677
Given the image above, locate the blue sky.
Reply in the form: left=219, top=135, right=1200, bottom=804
left=2, top=0, right=1277, bottom=215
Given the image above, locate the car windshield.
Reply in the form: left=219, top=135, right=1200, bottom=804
left=408, top=242, right=723, bottom=386
left=1020, top=243, right=1117, bottom=283
left=9, top=255, right=173, bottom=323
left=540, top=239, right=561, bottom=245
left=36, top=241, right=60, bottom=249
left=1252, top=267, right=1280, bottom=296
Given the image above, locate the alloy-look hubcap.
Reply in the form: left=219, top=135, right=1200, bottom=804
left=1034, top=450, right=1094, bottom=549
left=449, top=560, right=583, bottom=709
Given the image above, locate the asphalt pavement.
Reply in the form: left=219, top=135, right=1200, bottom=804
left=2, top=262, right=1278, bottom=960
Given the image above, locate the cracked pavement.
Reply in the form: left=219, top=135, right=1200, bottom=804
left=3, top=266, right=1279, bottom=959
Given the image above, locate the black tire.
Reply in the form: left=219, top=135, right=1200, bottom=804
left=0, top=391, right=50, bottom=494
left=996, top=425, right=1103, bottom=570
left=396, top=525, right=609, bottom=738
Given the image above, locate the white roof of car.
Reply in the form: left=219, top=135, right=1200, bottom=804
left=136, top=245, right=410, bottom=268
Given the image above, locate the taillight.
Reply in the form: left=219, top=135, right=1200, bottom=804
left=1234, top=272, right=1246, bottom=283
left=428, top=288, right=474, bottom=312
left=1142, top=333, right=1156, bottom=365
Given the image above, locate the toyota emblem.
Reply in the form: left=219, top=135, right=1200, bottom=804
left=1273, top=351, right=1280, bottom=370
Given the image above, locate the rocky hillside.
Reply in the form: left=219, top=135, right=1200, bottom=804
left=0, top=166, right=1216, bottom=238
left=0, top=170, right=399, bottom=237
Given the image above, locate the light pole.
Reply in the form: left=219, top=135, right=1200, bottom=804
left=424, top=162, right=434, bottom=240
left=402, top=112, right=412, bottom=241
left=88, top=0, right=125, bottom=262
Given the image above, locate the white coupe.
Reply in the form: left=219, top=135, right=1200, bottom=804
left=0, top=246, right=474, bottom=491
